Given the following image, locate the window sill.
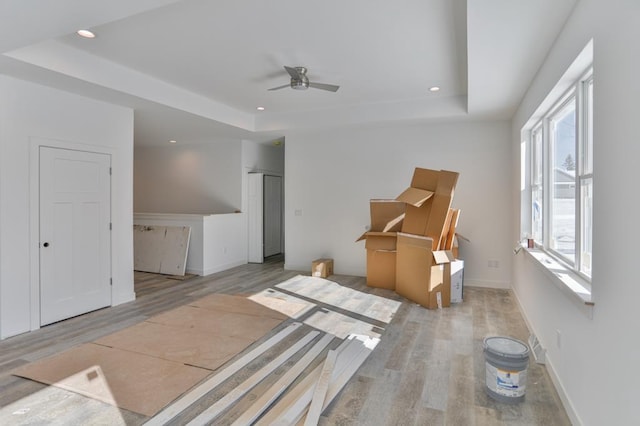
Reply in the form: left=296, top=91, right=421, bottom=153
left=521, top=246, right=594, bottom=319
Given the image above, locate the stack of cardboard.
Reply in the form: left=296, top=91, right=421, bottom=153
left=357, top=168, right=461, bottom=309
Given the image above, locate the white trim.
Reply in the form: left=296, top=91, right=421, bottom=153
left=304, top=349, right=338, bottom=426
left=231, top=333, right=335, bottom=426
left=510, top=288, right=584, bottom=426
left=187, top=330, right=320, bottom=425
left=522, top=41, right=593, bottom=283
left=522, top=248, right=593, bottom=319
left=186, top=260, right=246, bottom=277
left=464, top=279, right=511, bottom=289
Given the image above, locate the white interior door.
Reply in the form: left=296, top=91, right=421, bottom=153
left=40, top=147, right=111, bottom=326
left=263, top=175, right=282, bottom=257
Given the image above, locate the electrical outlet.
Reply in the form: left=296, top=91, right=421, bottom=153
left=487, top=260, right=500, bottom=268
left=556, top=329, right=562, bottom=349
left=294, top=209, right=303, bottom=216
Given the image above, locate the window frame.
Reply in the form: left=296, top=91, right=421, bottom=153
left=528, top=68, right=593, bottom=282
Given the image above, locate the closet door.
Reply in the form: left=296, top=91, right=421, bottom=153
left=263, top=175, right=282, bottom=257
left=40, top=147, right=111, bottom=325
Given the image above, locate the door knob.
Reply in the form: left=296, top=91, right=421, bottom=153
left=43, top=242, right=50, bottom=247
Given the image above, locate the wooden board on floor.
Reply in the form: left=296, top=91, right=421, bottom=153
left=231, top=333, right=335, bottom=426
left=11, top=343, right=210, bottom=417
left=304, top=349, right=338, bottom=426
left=303, top=309, right=381, bottom=339
left=134, top=225, right=191, bottom=276
left=145, top=323, right=303, bottom=426
left=186, top=331, right=320, bottom=425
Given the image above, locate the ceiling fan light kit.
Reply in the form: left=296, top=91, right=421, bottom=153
left=268, top=66, right=339, bottom=92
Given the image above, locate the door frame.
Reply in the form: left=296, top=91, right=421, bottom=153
left=28, top=137, right=114, bottom=331
left=244, top=167, right=284, bottom=264
left=263, top=174, right=283, bottom=258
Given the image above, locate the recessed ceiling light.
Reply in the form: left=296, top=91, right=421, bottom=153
left=76, top=29, right=96, bottom=39
left=429, top=86, right=440, bottom=92
left=256, top=106, right=265, bottom=111
left=169, top=140, right=177, bottom=144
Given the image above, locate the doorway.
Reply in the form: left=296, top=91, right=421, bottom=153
left=248, top=173, right=283, bottom=263
left=39, top=147, right=112, bottom=325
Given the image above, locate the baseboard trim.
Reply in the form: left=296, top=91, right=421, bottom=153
left=464, top=278, right=510, bottom=289
left=188, top=260, right=247, bottom=277
left=511, top=288, right=583, bottom=426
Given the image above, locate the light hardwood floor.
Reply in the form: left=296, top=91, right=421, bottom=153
left=0, top=257, right=571, bottom=425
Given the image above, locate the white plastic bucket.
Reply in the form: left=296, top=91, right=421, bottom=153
left=483, top=336, right=530, bottom=403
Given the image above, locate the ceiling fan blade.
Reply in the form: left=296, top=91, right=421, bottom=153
left=309, top=82, right=340, bottom=92
left=268, top=84, right=290, bottom=91
left=284, top=66, right=302, bottom=79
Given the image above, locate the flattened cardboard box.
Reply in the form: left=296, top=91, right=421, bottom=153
left=395, top=232, right=455, bottom=309
left=312, top=258, right=333, bottom=278
left=364, top=232, right=398, bottom=290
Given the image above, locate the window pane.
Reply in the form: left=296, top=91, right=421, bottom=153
left=532, top=186, right=543, bottom=241
left=580, top=178, right=593, bottom=276
left=532, top=127, right=543, bottom=185
left=583, top=78, right=593, bottom=174
left=531, top=126, right=543, bottom=241
left=550, top=98, right=576, bottom=263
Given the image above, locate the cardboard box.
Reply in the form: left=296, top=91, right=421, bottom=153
left=356, top=199, right=405, bottom=241
left=364, top=232, right=397, bottom=289
left=450, top=259, right=464, bottom=303
left=395, top=232, right=455, bottom=309
left=356, top=200, right=404, bottom=289
left=311, top=258, right=334, bottom=278
left=398, top=169, right=459, bottom=249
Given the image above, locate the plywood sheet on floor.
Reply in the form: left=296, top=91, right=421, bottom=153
left=11, top=343, right=209, bottom=417
left=94, top=321, right=255, bottom=371
left=189, top=293, right=288, bottom=321
left=276, top=275, right=401, bottom=323
left=147, top=305, right=284, bottom=341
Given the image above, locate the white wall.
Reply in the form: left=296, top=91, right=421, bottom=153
left=284, top=120, right=512, bottom=287
left=134, top=140, right=242, bottom=214
left=242, top=139, right=285, bottom=177
left=511, top=1, right=640, bottom=424
left=0, top=76, right=134, bottom=339
left=134, top=213, right=246, bottom=277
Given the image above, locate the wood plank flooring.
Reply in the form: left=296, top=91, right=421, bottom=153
left=0, top=257, right=571, bottom=425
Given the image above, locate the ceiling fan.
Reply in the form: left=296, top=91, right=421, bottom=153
left=268, top=66, right=340, bottom=92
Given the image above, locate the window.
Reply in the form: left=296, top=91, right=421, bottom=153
left=531, top=125, right=543, bottom=243
left=528, top=70, right=593, bottom=279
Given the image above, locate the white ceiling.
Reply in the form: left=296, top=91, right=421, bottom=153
left=0, top=0, right=577, bottom=146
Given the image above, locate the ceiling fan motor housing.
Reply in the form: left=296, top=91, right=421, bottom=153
left=291, top=80, right=309, bottom=90
left=268, top=65, right=338, bottom=92
left=291, top=67, right=309, bottom=90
